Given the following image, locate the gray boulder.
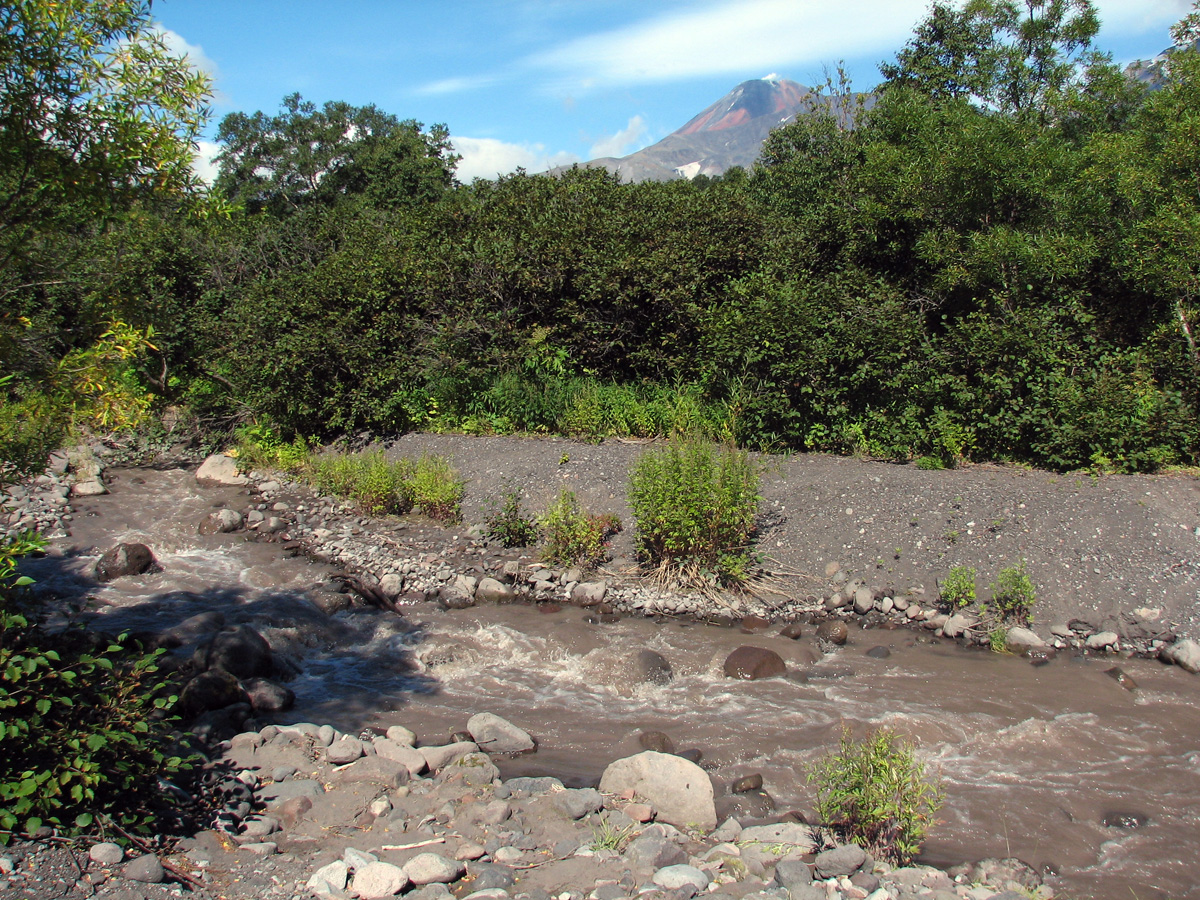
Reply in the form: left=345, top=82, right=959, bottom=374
left=553, top=787, right=604, bottom=820
left=197, top=625, right=273, bottom=679
left=723, top=646, right=786, bottom=680
left=1161, top=638, right=1200, bottom=673
left=814, top=844, right=867, bottom=878
left=95, top=542, right=157, bottom=582
left=467, top=713, right=535, bottom=753
left=653, top=864, right=709, bottom=891
left=599, top=751, right=716, bottom=830
left=353, top=861, right=409, bottom=898
left=196, top=454, right=248, bottom=486
left=403, top=853, right=465, bottom=885
left=199, top=508, right=243, bottom=535
left=475, top=577, right=517, bottom=603
left=1005, top=627, right=1046, bottom=651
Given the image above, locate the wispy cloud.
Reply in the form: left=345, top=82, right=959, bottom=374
left=156, top=27, right=229, bottom=103
left=588, top=115, right=648, bottom=158
left=192, top=140, right=221, bottom=185
left=1096, top=0, right=1188, bottom=31
left=415, top=74, right=498, bottom=96
left=451, top=136, right=578, bottom=181
left=529, top=0, right=928, bottom=88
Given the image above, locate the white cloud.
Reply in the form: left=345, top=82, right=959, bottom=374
left=157, top=27, right=219, bottom=78
left=415, top=74, right=498, bottom=96
left=192, top=140, right=221, bottom=185
left=588, top=115, right=648, bottom=158
left=451, top=136, right=579, bottom=181
left=530, top=0, right=929, bottom=88
left=1095, top=0, right=1189, bottom=32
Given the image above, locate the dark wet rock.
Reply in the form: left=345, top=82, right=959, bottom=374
left=467, top=713, right=535, bottom=754
left=179, top=669, right=247, bottom=716
left=638, top=731, right=675, bottom=754
left=1102, top=810, right=1149, bottom=828
left=243, top=677, right=295, bottom=713
left=814, top=843, right=867, bottom=878
left=740, top=615, right=771, bottom=633
left=197, top=625, right=273, bottom=679
left=1024, top=646, right=1057, bottom=666
left=122, top=853, right=165, bottom=883
left=723, top=646, right=786, bottom=680
left=634, top=649, right=674, bottom=686
left=469, top=863, right=516, bottom=890
left=865, top=646, right=891, bottom=659
left=95, top=542, right=157, bottom=581
left=156, top=610, right=225, bottom=649
left=600, top=751, right=716, bottom=830
left=1105, top=666, right=1138, bottom=691
left=190, top=702, right=251, bottom=745
left=308, top=589, right=352, bottom=616
left=675, top=748, right=702, bottom=764
left=779, top=623, right=804, bottom=639
left=815, top=620, right=849, bottom=645
left=731, top=773, right=763, bottom=793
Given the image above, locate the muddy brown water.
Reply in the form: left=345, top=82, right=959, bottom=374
left=24, top=466, right=1200, bottom=900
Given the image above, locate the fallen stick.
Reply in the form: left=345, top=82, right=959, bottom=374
left=380, top=837, right=446, bottom=851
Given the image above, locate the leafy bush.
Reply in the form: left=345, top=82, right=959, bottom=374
left=0, top=536, right=192, bottom=841
left=409, top=454, right=465, bottom=522
left=485, top=486, right=540, bottom=548
left=628, top=441, right=760, bottom=585
left=939, top=566, right=977, bottom=609
left=308, top=450, right=414, bottom=514
left=232, top=422, right=311, bottom=472
left=807, top=725, right=943, bottom=865
left=989, top=560, right=1036, bottom=623
left=539, top=490, right=619, bottom=567
left=0, top=386, right=64, bottom=487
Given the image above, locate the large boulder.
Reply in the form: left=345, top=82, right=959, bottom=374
left=633, top=650, right=674, bottom=685
left=195, top=454, right=248, bottom=486
left=599, top=751, right=716, bottom=830
left=1160, top=638, right=1200, bottom=674
left=199, top=508, right=243, bottom=535
left=95, top=543, right=157, bottom=582
left=466, top=713, right=535, bottom=754
left=196, top=625, right=273, bottom=679
left=723, top=646, right=787, bottom=680
left=179, top=669, right=247, bottom=717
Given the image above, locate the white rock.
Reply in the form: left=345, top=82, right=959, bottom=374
left=373, top=738, right=428, bottom=776
left=1161, top=638, right=1200, bottom=673
left=598, top=751, right=716, bottom=830
left=195, top=454, right=248, bottom=486
left=71, top=479, right=108, bottom=497
left=89, top=842, right=124, bottom=866
left=353, top=861, right=410, bottom=898
left=653, top=864, right=710, bottom=891
left=380, top=573, right=404, bottom=599
left=1086, top=631, right=1119, bottom=651
left=402, top=852, right=465, bottom=885
left=1005, top=626, right=1046, bottom=651
left=307, top=860, right=349, bottom=895
left=475, top=577, right=517, bottom=603
left=385, top=724, right=417, bottom=746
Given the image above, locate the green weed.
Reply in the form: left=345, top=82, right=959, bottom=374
left=807, top=725, right=943, bottom=866
left=409, top=454, right=465, bottom=522
left=939, top=566, right=977, bottom=609
left=539, top=490, right=619, bottom=568
left=484, top=486, right=539, bottom=548
left=989, top=560, right=1036, bottom=624
left=308, top=450, right=414, bottom=515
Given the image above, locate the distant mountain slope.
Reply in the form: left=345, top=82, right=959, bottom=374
left=549, top=76, right=832, bottom=183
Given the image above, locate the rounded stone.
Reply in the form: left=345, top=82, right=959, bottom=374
left=89, top=842, right=124, bottom=866
left=816, top=621, right=849, bottom=645
left=723, top=646, right=787, bottom=679
left=122, top=853, right=165, bottom=884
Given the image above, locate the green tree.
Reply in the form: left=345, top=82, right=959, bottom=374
left=0, top=0, right=212, bottom=271
left=213, top=94, right=457, bottom=215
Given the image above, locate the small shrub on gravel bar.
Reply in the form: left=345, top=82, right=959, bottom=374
left=409, top=454, right=466, bottom=522
left=808, top=725, right=943, bottom=866
left=539, top=490, right=619, bottom=567
left=939, top=565, right=977, bottom=609
left=485, top=486, right=540, bottom=548
left=628, top=440, right=760, bottom=586
left=989, top=559, right=1036, bottom=624
left=308, top=451, right=414, bottom=515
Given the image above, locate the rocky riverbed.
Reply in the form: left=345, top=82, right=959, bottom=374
left=4, top=435, right=1200, bottom=900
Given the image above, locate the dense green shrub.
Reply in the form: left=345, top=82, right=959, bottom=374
left=808, top=725, right=943, bottom=865
left=989, top=560, right=1036, bottom=624
left=0, top=536, right=192, bottom=841
left=628, top=441, right=760, bottom=585
left=939, top=566, right=977, bottom=609
left=307, top=450, right=414, bottom=514
left=539, top=490, right=619, bottom=568
left=408, top=454, right=465, bottom=522
left=232, top=422, right=311, bottom=472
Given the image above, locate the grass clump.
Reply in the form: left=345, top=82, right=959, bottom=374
left=988, top=560, right=1036, bottom=625
left=232, top=422, right=311, bottom=472
left=409, top=454, right=465, bottom=522
left=485, top=485, right=540, bottom=548
left=308, top=450, right=414, bottom=515
left=628, top=440, right=760, bottom=586
left=539, top=490, right=620, bottom=568
left=0, top=535, right=194, bottom=841
left=939, top=566, right=977, bottom=609
left=808, top=725, right=943, bottom=866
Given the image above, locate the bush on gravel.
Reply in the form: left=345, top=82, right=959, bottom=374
left=539, top=490, right=619, bottom=567
left=939, top=566, right=977, bottom=609
left=628, top=440, right=760, bottom=586
left=308, top=450, right=414, bottom=514
left=988, top=560, right=1036, bottom=624
left=484, top=485, right=540, bottom=548
left=408, top=453, right=465, bottom=522
left=0, top=535, right=193, bottom=842
left=808, top=725, right=943, bottom=866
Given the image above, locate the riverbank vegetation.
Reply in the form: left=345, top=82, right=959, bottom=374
left=6, top=0, right=1200, bottom=488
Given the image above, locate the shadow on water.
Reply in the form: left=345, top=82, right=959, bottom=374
left=17, top=546, right=442, bottom=736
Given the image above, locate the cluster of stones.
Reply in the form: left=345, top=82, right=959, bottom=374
left=0, top=446, right=110, bottom=541
left=62, top=711, right=1053, bottom=900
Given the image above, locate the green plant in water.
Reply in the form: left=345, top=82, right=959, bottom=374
left=484, top=486, right=539, bottom=548
left=409, top=454, right=465, bottom=522
left=807, top=725, right=943, bottom=866
left=988, top=625, right=1010, bottom=654
left=539, top=490, right=619, bottom=567
left=939, top=566, right=977, bottom=609
left=989, top=560, right=1036, bottom=624
left=628, top=440, right=760, bottom=586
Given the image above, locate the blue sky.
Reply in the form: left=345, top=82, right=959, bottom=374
left=155, top=0, right=1191, bottom=183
